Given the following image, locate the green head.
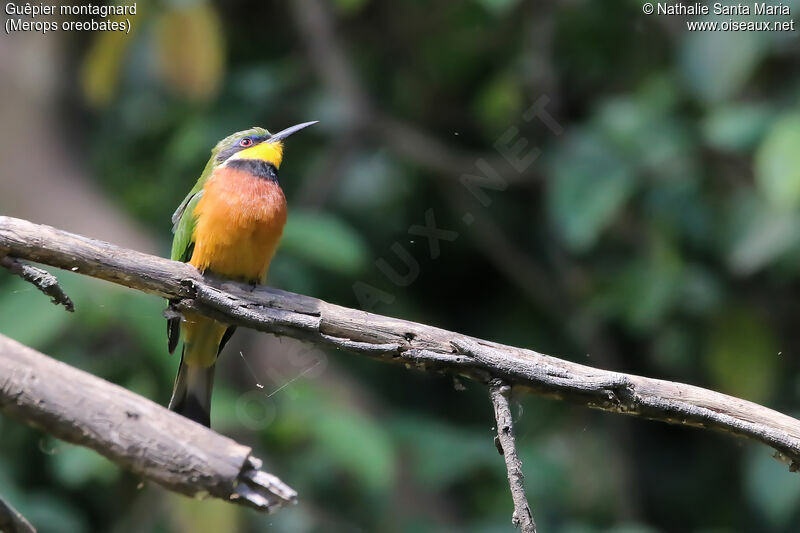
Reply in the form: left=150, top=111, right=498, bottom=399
left=208, top=122, right=318, bottom=169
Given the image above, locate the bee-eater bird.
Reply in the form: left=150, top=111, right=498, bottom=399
left=167, top=121, right=317, bottom=427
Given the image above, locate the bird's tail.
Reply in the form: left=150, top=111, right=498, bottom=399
left=168, top=354, right=216, bottom=427
left=168, top=313, right=228, bottom=427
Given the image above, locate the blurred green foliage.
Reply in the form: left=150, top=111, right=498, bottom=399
left=3, top=0, right=800, bottom=531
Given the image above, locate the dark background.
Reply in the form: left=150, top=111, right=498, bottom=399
left=2, top=0, right=800, bottom=531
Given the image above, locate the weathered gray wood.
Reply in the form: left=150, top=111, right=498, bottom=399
left=2, top=215, right=800, bottom=469
left=489, top=379, right=536, bottom=533
left=0, top=334, right=296, bottom=513
left=0, top=256, right=73, bottom=311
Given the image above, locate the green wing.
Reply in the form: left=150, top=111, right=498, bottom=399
left=167, top=156, right=216, bottom=353
left=170, top=127, right=269, bottom=261
left=170, top=153, right=217, bottom=262
left=167, top=187, right=205, bottom=353
left=167, top=129, right=267, bottom=352
left=167, top=188, right=204, bottom=354
left=171, top=190, right=203, bottom=262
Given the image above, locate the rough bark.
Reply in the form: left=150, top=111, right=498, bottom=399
left=2, top=215, right=800, bottom=470
left=489, top=379, right=536, bottom=533
left=0, top=255, right=74, bottom=311
left=0, top=334, right=296, bottom=513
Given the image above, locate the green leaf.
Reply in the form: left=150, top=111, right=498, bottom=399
left=80, top=20, right=134, bottom=107
left=705, top=308, right=779, bottom=403
left=335, top=152, right=410, bottom=210
left=333, top=0, right=369, bottom=14
left=702, top=104, right=774, bottom=151
left=726, top=191, right=800, bottom=274
left=113, top=291, right=174, bottom=371
left=0, top=462, right=23, bottom=510
left=595, top=95, right=690, bottom=172
left=474, top=72, right=522, bottom=131
left=267, top=384, right=395, bottom=492
left=392, top=416, right=497, bottom=488
left=745, top=447, right=800, bottom=528
left=562, top=525, right=659, bottom=533
left=281, top=210, right=369, bottom=274
left=755, top=113, right=800, bottom=210
left=14, top=494, right=88, bottom=533
left=680, top=28, right=766, bottom=103
left=612, top=240, right=684, bottom=332
left=156, top=3, right=225, bottom=101
left=547, top=130, right=635, bottom=251
left=652, top=326, right=695, bottom=374
left=0, top=276, right=83, bottom=348
left=312, top=409, right=396, bottom=492
left=268, top=254, right=321, bottom=296
left=474, top=0, right=519, bottom=14
left=730, top=211, right=800, bottom=275
left=49, top=442, right=119, bottom=487
left=169, top=492, right=242, bottom=533
left=229, top=65, right=282, bottom=104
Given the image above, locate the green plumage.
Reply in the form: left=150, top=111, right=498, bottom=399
left=170, top=127, right=271, bottom=263
left=166, top=122, right=314, bottom=426
left=167, top=127, right=270, bottom=355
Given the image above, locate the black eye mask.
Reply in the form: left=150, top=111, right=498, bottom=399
left=215, top=135, right=271, bottom=163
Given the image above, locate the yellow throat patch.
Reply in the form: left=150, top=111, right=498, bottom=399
left=227, top=140, right=284, bottom=167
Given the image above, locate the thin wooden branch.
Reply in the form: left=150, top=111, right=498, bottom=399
left=489, top=379, right=536, bottom=533
left=2, top=215, right=800, bottom=471
left=0, top=255, right=73, bottom=311
left=0, top=494, right=36, bottom=533
left=0, top=334, right=297, bottom=513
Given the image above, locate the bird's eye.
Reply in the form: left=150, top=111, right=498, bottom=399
left=239, top=137, right=253, bottom=147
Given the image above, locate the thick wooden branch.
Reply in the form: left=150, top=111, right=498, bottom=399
left=3, top=215, right=800, bottom=471
left=0, top=334, right=297, bottom=513
left=489, top=379, right=536, bottom=533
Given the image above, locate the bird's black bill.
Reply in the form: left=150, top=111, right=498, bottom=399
left=268, top=121, right=318, bottom=142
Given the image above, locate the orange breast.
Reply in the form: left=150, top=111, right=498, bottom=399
left=189, top=166, right=287, bottom=282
